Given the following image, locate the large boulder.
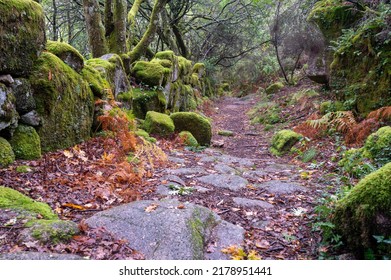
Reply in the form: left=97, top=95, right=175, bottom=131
left=170, top=112, right=212, bottom=146
left=143, top=111, right=175, bottom=137
left=0, top=83, right=18, bottom=133
left=86, top=54, right=130, bottom=98
left=46, top=41, right=84, bottom=73
left=131, top=88, right=166, bottom=119
left=85, top=199, right=244, bottom=260
left=333, top=162, right=391, bottom=258
left=29, top=52, right=94, bottom=152
left=0, top=0, right=46, bottom=76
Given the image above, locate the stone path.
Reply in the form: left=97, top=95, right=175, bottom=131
left=85, top=95, right=322, bottom=259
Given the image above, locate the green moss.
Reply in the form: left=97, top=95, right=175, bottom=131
left=132, top=60, right=171, bottom=87
left=28, top=219, right=78, bottom=244
left=290, top=89, right=319, bottom=104
left=16, top=165, right=32, bottom=173
left=179, top=131, right=199, bottom=147
left=218, top=130, right=234, bottom=137
left=132, top=88, right=166, bottom=119
left=319, top=100, right=345, bottom=115
left=362, top=126, right=391, bottom=167
left=0, top=0, right=46, bottom=76
left=154, top=50, right=176, bottom=62
left=0, top=137, right=15, bottom=168
left=178, top=56, right=193, bottom=77
left=188, top=217, right=204, bottom=259
left=192, top=63, right=205, bottom=75
left=270, top=129, right=303, bottom=156
left=46, top=40, right=84, bottom=72
left=9, top=125, right=41, bottom=160
left=117, top=91, right=133, bottom=102
left=0, top=186, right=58, bottom=220
left=170, top=112, right=212, bottom=146
left=29, top=52, right=94, bottom=152
left=143, top=111, right=175, bottom=136
left=333, top=162, right=391, bottom=257
left=135, top=129, right=156, bottom=143
left=81, top=64, right=111, bottom=98
left=265, top=82, right=284, bottom=95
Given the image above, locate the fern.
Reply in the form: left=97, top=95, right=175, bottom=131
left=367, top=106, right=391, bottom=122
left=307, top=111, right=357, bottom=134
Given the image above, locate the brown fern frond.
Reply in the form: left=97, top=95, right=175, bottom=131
left=294, top=113, right=325, bottom=138
left=367, top=106, right=391, bottom=121
left=345, top=118, right=380, bottom=145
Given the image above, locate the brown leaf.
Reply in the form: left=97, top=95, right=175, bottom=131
left=62, top=203, right=86, bottom=210
left=177, top=204, right=186, bottom=209
left=255, top=240, right=270, bottom=250
left=145, top=203, right=158, bottom=213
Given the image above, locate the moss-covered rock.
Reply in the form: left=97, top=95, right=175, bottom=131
left=170, top=112, right=212, bottom=146
left=0, top=137, right=15, bottom=167
left=9, top=124, right=41, bottom=160
left=132, top=88, right=167, bottom=119
left=46, top=40, right=84, bottom=73
left=86, top=54, right=130, bottom=98
left=179, top=131, right=198, bottom=147
left=81, top=64, right=111, bottom=98
left=25, top=219, right=79, bottom=244
left=144, top=111, right=175, bottom=136
left=0, top=186, right=57, bottom=220
left=270, top=129, right=303, bottom=156
left=135, top=129, right=156, bottom=143
left=0, top=0, right=46, bottom=76
left=265, top=82, right=284, bottom=95
left=132, top=60, right=171, bottom=87
left=319, top=100, right=344, bottom=115
left=362, top=126, right=391, bottom=167
left=11, top=78, right=36, bottom=115
left=29, top=52, right=94, bottom=152
left=333, top=162, right=391, bottom=258
left=0, top=83, right=19, bottom=132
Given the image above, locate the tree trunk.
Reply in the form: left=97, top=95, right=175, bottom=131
left=158, top=7, right=180, bottom=54
left=127, top=0, right=145, bottom=48
left=110, top=0, right=127, bottom=53
left=52, top=0, right=58, bottom=41
left=83, top=0, right=108, bottom=57
left=128, top=0, right=168, bottom=63
left=104, top=0, right=114, bottom=38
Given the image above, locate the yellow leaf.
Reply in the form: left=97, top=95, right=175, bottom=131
left=63, top=150, right=74, bottom=158
left=248, top=250, right=262, bottom=260
left=62, top=203, right=86, bottom=210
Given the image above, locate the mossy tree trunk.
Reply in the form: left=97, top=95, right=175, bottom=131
left=104, top=0, right=115, bottom=39
left=128, top=0, right=169, bottom=63
left=158, top=7, right=180, bottom=55
left=127, top=0, right=145, bottom=48
left=82, top=0, right=109, bottom=57
left=105, top=0, right=127, bottom=53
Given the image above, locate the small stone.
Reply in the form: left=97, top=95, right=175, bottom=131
left=20, top=111, right=41, bottom=126
left=0, top=75, right=14, bottom=86
left=218, top=130, right=234, bottom=137
left=211, top=140, right=224, bottom=147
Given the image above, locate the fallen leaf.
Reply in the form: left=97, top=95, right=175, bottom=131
left=177, top=204, right=186, bottom=209
left=145, top=203, right=158, bottom=213
left=62, top=203, right=86, bottom=210
left=231, top=207, right=241, bottom=212
left=255, top=240, right=270, bottom=250
left=63, top=150, right=74, bottom=158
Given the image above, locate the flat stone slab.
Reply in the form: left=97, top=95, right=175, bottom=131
left=85, top=199, right=244, bottom=260
left=197, top=174, right=248, bottom=191
left=199, top=154, right=253, bottom=168
left=213, top=163, right=237, bottom=175
left=0, top=252, right=84, bottom=260
left=241, top=170, right=268, bottom=180
left=257, top=180, right=306, bottom=194
left=166, top=167, right=206, bottom=176
left=263, top=164, right=296, bottom=174
left=233, top=197, right=274, bottom=209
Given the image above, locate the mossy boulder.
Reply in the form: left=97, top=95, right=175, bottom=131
left=0, top=83, right=19, bottom=132
left=132, top=60, right=172, bottom=87
left=270, top=129, right=303, bottom=156
left=0, top=186, right=57, bottom=219
left=179, top=131, right=198, bottom=147
left=46, top=40, right=84, bottom=73
left=144, top=111, right=175, bottom=136
left=362, top=126, right=391, bottom=167
left=0, top=0, right=46, bottom=76
left=9, top=124, right=41, bottom=160
left=29, top=52, right=94, bottom=152
left=170, top=112, right=212, bottom=146
left=86, top=54, right=130, bottom=98
left=0, top=137, right=15, bottom=167
left=333, top=162, right=391, bottom=258
left=0, top=186, right=78, bottom=244
left=81, top=64, right=111, bottom=98
left=132, top=88, right=167, bottom=119
left=265, top=82, right=284, bottom=95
